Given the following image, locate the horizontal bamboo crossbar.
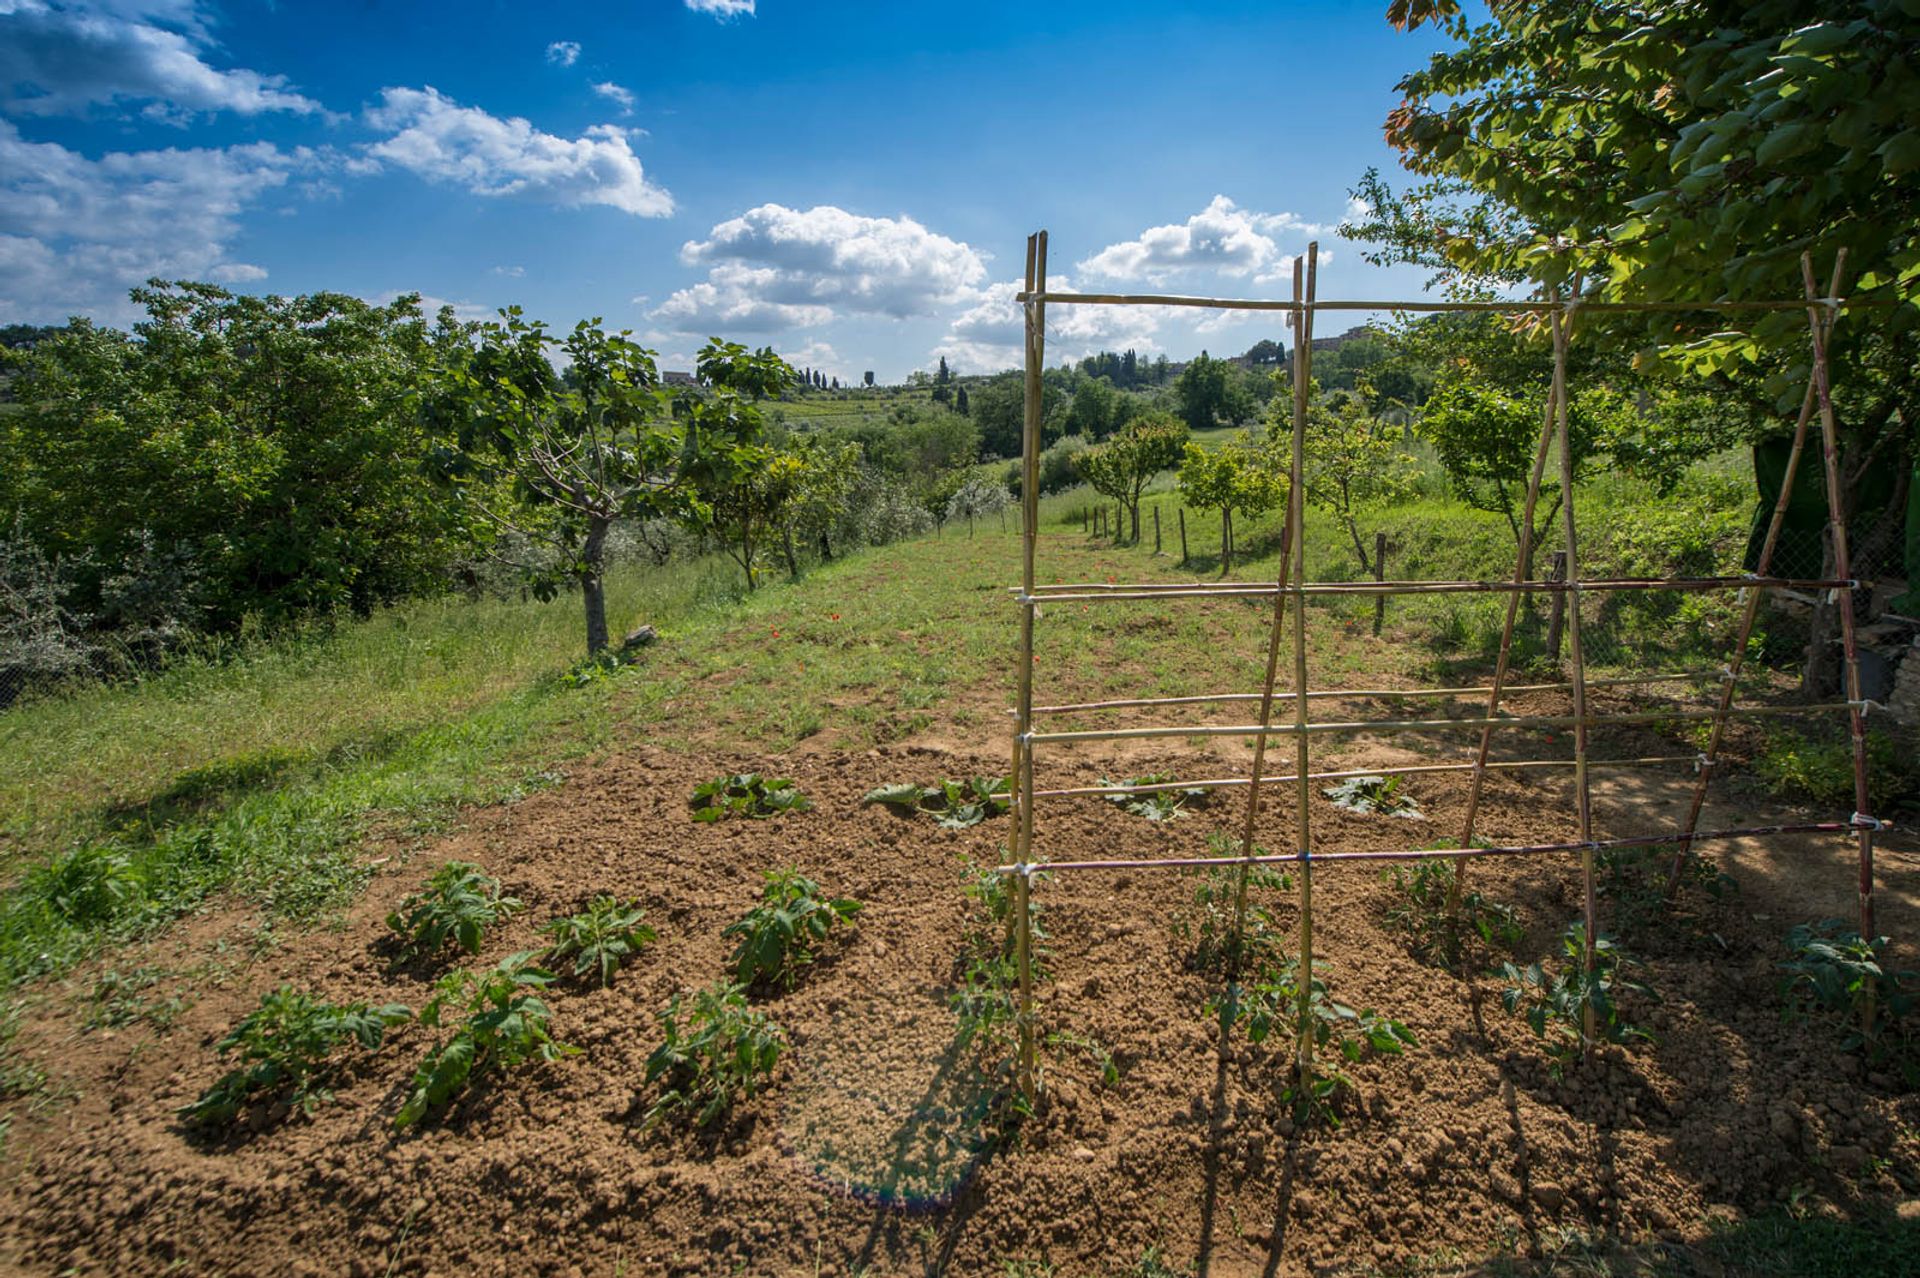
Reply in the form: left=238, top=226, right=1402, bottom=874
left=1032, top=754, right=1699, bottom=799
left=1029, top=669, right=1724, bottom=715
left=1016, top=576, right=1854, bottom=603
left=994, top=821, right=1860, bottom=876
left=1015, top=291, right=1866, bottom=315
left=1024, top=701, right=1858, bottom=744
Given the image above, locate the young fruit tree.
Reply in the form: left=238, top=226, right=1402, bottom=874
left=1177, top=436, right=1284, bottom=573
left=1299, top=387, right=1419, bottom=575
left=423, top=315, right=790, bottom=653
left=1074, top=412, right=1190, bottom=542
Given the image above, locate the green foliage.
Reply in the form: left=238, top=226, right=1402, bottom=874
left=1380, top=855, right=1522, bottom=968
left=1073, top=413, right=1189, bottom=539
left=1209, top=957, right=1416, bottom=1124
left=1175, top=832, right=1291, bottom=972
left=642, top=980, right=784, bottom=1128
left=540, top=896, right=656, bottom=987
left=385, top=861, right=522, bottom=960
left=1174, top=351, right=1260, bottom=432
left=27, top=844, right=144, bottom=926
left=689, top=773, right=812, bottom=822
left=862, top=776, right=1010, bottom=828
left=1756, top=729, right=1919, bottom=812
left=181, top=987, right=411, bottom=1127
left=1501, top=924, right=1657, bottom=1072
left=723, top=868, right=861, bottom=989
left=1100, top=774, right=1212, bottom=822
left=1780, top=919, right=1917, bottom=1082
left=1323, top=774, right=1422, bottom=818
left=1298, top=390, right=1420, bottom=571
left=395, top=952, right=575, bottom=1128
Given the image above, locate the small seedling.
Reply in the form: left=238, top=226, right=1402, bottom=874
left=1380, top=855, right=1522, bottom=970
left=84, top=966, right=190, bottom=1031
left=724, top=868, right=860, bottom=989
left=690, top=773, right=812, bottom=822
left=541, top=896, right=657, bottom=987
left=395, top=952, right=575, bottom=1128
left=182, top=987, right=412, bottom=1127
left=1101, top=774, right=1212, bottom=822
left=1209, top=957, right=1415, bottom=1124
left=1174, top=832, right=1291, bottom=972
left=863, top=777, right=1010, bottom=828
left=1323, top=774, right=1421, bottom=818
left=1501, top=923, right=1657, bottom=1073
left=643, top=980, right=784, bottom=1127
left=1780, top=919, right=1916, bottom=1082
left=386, top=861, right=521, bottom=960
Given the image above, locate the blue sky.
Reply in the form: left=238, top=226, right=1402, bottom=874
left=0, top=0, right=1453, bottom=380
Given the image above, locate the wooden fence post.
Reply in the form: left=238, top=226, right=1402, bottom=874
left=1373, top=531, right=1388, bottom=636
left=1154, top=505, right=1162, bottom=555
left=1547, top=550, right=1569, bottom=661
left=1179, top=508, right=1189, bottom=566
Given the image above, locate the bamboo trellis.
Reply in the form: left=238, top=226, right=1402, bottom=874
left=998, top=231, right=1887, bottom=1105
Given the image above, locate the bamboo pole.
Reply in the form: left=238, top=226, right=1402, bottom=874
left=1030, top=668, right=1727, bottom=714
left=1013, top=230, right=1047, bottom=1107
left=1664, top=252, right=1847, bottom=898
left=1549, top=296, right=1601, bottom=1048
left=1013, top=291, right=1865, bottom=316
left=1154, top=505, right=1162, bottom=555
left=1011, top=574, right=1855, bottom=602
left=1033, top=755, right=1700, bottom=800
left=1292, top=245, right=1318, bottom=1083
left=1801, top=252, right=1877, bottom=941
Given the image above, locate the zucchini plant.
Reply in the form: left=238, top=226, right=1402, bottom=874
left=1501, top=924, right=1657, bottom=1073
left=386, top=861, right=521, bottom=960
left=642, top=980, right=784, bottom=1128
left=394, top=953, right=576, bottom=1129
left=724, top=868, right=861, bottom=989
left=863, top=777, right=1010, bottom=828
left=1101, top=774, right=1212, bottom=822
left=1323, top=774, right=1421, bottom=818
left=540, top=895, right=656, bottom=987
left=181, top=987, right=412, bottom=1127
left=690, top=773, right=811, bottom=822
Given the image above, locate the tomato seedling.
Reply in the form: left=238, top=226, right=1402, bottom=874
left=1780, top=919, right=1917, bottom=1083
left=724, top=868, right=860, bottom=989
left=181, top=987, right=412, bottom=1127
left=386, top=861, right=521, bottom=960
left=394, top=952, right=576, bottom=1129
left=1501, top=924, right=1657, bottom=1074
left=1380, top=854, right=1521, bottom=971
left=643, top=980, right=784, bottom=1128
left=541, top=895, right=657, bottom=987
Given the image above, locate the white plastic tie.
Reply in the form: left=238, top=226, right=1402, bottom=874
left=1851, top=813, right=1888, bottom=833
left=1694, top=753, right=1714, bottom=774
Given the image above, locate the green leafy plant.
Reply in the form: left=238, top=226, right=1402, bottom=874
left=1501, top=924, right=1657, bottom=1073
left=1323, top=774, right=1421, bottom=818
left=394, top=952, right=575, bottom=1128
left=1780, top=919, right=1917, bottom=1083
left=642, top=980, right=784, bottom=1127
left=1174, top=831, right=1291, bottom=972
left=690, top=773, right=812, bottom=822
left=540, top=896, right=657, bottom=987
left=1209, top=957, right=1416, bottom=1125
left=862, top=776, right=1010, bottom=828
left=1101, top=774, right=1212, bottom=821
left=84, top=966, right=189, bottom=1031
left=385, top=861, right=522, bottom=960
left=30, top=843, right=144, bottom=925
left=723, top=868, right=860, bottom=989
left=1380, top=855, right=1521, bottom=969
left=181, top=987, right=412, bottom=1127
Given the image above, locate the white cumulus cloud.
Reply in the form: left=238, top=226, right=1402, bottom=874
left=933, top=274, right=1164, bottom=374
left=545, top=40, right=580, bottom=67
left=1078, top=195, right=1322, bottom=284
left=685, top=0, right=755, bottom=18
left=655, top=203, right=986, bottom=333
left=363, top=87, right=673, bottom=217
left=0, top=0, right=322, bottom=120
left=0, top=119, right=306, bottom=322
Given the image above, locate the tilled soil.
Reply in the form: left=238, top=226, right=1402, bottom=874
left=2, top=732, right=1917, bottom=1277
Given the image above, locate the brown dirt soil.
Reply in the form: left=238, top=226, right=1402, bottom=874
left=2, top=727, right=1918, bottom=1277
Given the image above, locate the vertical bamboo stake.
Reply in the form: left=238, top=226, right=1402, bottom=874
left=1228, top=260, right=1305, bottom=971
left=1221, top=509, right=1231, bottom=576
left=1154, top=504, right=1163, bottom=554
left=1292, top=245, right=1318, bottom=1083
left=1550, top=299, right=1600, bottom=1048
left=1372, top=531, right=1387, bottom=636
left=1546, top=551, right=1568, bottom=661
left=1013, top=230, right=1048, bottom=1107
left=1666, top=253, right=1846, bottom=897
left=1179, top=507, right=1189, bottom=565
left=1800, top=252, right=1876, bottom=941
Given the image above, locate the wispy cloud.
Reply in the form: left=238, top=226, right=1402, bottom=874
left=591, top=81, right=635, bottom=115
left=685, top=0, right=755, bottom=18
left=545, top=40, right=581, bottom=67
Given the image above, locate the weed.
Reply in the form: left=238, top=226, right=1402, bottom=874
left=1501, top=924, right=1657, bottom=1074
left=385, top=861, right=522, bottom=960
left=84, top=966, right=189, bottom=1031
left=0, top=1004, right=50, bottom=1104
left=27, top=844, right=144, bottom=926
left=723, top=868, right=860, bottom=990
left=1756, top=728, right=1919, bottom=812
left=540, top=896, right=657, bottom=988
left=1132, top=1247, right=1192, bottom=1278
left=862, top=776, right=1009, bottom=828
left=643, top=980, right=783, bottom=1128
left=1174, top=831, right=1290, bottom=973
left=395, top=952, right=575, bottom=1128
left=181, top=987, right=411, bottom=1127
left=1599, top=842, right=1734, bottom=935
left=1380, top=855, right=1521, bottom=970
left=1100, top=774, right=1212, bottom=821
left=1323, top=774, right=1422, bottom=818
left=560, top=647, right=642, bottom=688
left=1210, top=957, right=1415, bottom=1125
left=690, top=773, right=812, bottom=822
left=1780, top=919, right=1917, bottom=1085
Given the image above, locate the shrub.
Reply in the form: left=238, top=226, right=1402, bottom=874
left=28, top=844, right=144, bottom=926
left=689, top=774, right=812, bottom=822
left=723, top=868, right=861, bottom=989
left=1501, top=924, right=1657, bottom=1074
left=540, top=896, right=657, bottom=987
left=1756, top=729, right=1917, bottom=812
left=642, top=980, right=783, bottom=1128
left=182, top=987, right=411, bottom=1127
left=395, top=953, right=575, bottom=1129
left=385, top=861, right=522, bottom=960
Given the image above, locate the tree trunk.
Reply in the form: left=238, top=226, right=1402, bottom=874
left=741, top=514, right=757, bottom=591
left=1179, top=507, right=1189, bottom=565
left=782, top=524, right=800, bottom=581
left=581, top=516, right=611, bottom=655
left=1221, top=507, right=1232, bottom=576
